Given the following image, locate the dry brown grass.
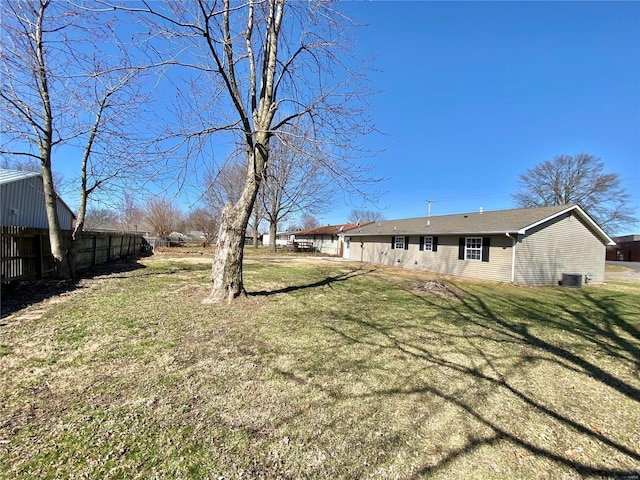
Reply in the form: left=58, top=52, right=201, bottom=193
left=1, top=255, right=638, bottom=479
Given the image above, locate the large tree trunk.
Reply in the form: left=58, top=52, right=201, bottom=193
left=35, top=2, right=70, bottom=280
left=41, top=165, right=70, bottom=279
left=204, top=150, right=264, bottom=304
left=269, top=220, right=277, bottom=253
left=204, top=203, right=249, bottom=303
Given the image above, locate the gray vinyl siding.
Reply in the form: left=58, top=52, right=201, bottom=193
left=1, top=176, right=74, bottom=229
left=515, top=212, right=606, bottom=286
left=348, top=234, right=514, bottom=283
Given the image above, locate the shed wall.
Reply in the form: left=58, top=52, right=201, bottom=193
left=515, top=212, right=606, bottom=286
left=1, top=176, right=74, bottom=229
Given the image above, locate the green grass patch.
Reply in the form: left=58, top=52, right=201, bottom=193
left=1, top=256, right=638, bottom=479
left=605, top=263, right=634, bottom=273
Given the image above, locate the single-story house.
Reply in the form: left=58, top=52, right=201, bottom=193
left=343, top=204, right=614, bottom=286
left=293, top=223, right=360, bottom=256
left=606, top=235, right=640, bottom=262
left=0, top=169, right=75, bottom=229
left=263, top=229, right=301, bottom=248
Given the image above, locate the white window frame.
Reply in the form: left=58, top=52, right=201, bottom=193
left=423, top=236, right=433, bottom=251
left=394, top=236, right=405, bottom=249
left=465, top=237, right=482, bottom=261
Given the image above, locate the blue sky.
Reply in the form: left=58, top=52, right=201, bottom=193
left=36, top=1, right=638, bottom=234
left=321, top=1, right=640, bottom=235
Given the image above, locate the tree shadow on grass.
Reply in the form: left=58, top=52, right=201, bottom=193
left=0, top=258, right=148, bottom=320
left=404, top=286, right=640, bottom=477
left=451, top=287, right=640, bottom=401
left=267, top=282, right=639, bottom=478
left=248, top=266, right=377, bottom=297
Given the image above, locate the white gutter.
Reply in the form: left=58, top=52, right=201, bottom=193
left=506, top=232, right=516, bottom=284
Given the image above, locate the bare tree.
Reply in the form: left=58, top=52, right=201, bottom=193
left=201, top=155, right=266, bottom=247
left=249, top=197, right=266, bottom=249
left=84, top=208, right=118, bottom=231
left=1, top=158, right=40, bottom=173
left=512, top=153, right=637, bottom=233
left=117, top=193, right=146, bottom=233
left=145, top=198, right=183, bottom=238
left=186, top=208, right=218, bottom=243
left=300, top=213, right=320, bottom=230
left=347, top=208, right=384, bottom=224
left=201, top=158, right=248, bottom=221
left=1, top=0, right=165, bottom=277
left=261, top=124, right=335, bottom=252
left=122, top=0, right=377, bottom=303
left=1, top=0, right=72, bottom=277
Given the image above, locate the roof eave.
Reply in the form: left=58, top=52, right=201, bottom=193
left=347, top=229, right=521, bottom=237
left=519, top=205, right=615, bottom=245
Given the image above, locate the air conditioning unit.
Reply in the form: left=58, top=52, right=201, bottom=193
left=561, top=273, right=583, bottom=288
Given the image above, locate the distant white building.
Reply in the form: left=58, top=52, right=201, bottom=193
left=292, top=223, right=361, bottom=256
left=263, top=229, right=301, bottom=248
left=0, top=169, right=75, bottom=229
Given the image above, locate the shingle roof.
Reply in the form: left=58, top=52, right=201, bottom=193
left=346, top=204, right=614, bottom=244
left=295, top=223, right=362, bottom=236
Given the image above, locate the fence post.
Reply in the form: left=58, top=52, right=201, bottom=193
left=36, top=234, right=44, bottom=279
left=91, top=235, right=97, bottom=266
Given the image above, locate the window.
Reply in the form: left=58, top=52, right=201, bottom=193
left=391, top=236, right=409, bottom=250
left=419, top=236, right=438, bottom=252
left=458, top=237, right=490, bottom=261
left=465, top=237, right=482, bottom=260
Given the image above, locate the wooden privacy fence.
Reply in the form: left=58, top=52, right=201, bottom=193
left=1, top=226, right=142, bottom=283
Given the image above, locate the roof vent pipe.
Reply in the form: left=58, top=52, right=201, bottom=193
left=479, top=206, right=484, bottom=214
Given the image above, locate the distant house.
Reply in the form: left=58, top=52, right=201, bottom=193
left=0, top=169, right=75, bottom=229
left=293, top=223, right=360, bottom=256
left=344, top=205, right=614, bottom=286
left=264, top=229, right=302, bottom=248
left=187, top=230, right=206, bottom=240
left=607, top=235, right=640, bottom=262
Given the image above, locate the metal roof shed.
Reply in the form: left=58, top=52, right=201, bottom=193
left=0, top=169, right=75, bottom=229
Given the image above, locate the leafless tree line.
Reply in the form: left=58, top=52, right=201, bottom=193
left=1, top=0, right=380, bottom=294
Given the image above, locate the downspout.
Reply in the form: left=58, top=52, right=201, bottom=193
left=506, top=232, right=516, bottom=284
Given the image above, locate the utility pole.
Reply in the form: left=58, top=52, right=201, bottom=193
left=427, top=199, right=435, bottom=217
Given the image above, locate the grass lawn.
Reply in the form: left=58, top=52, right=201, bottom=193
left=1, top=254, right=638, bottom=479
